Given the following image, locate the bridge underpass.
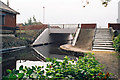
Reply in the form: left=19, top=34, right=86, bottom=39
left=32, top=28, right=77, bottom=59
left=32, top=28, right=76, bottom=46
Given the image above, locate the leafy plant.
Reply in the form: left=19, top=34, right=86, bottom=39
left=20, top=37, right=26, bottom=40
left=113, top=34, right=120, bottom=52
left=3, top=53, right=111, bottom=80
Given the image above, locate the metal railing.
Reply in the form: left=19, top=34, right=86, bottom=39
left=109, top=27, right=115, bottom=37
left=49, top=24, right=78, bottom=29
left=91, top=27, right=97, bottom=50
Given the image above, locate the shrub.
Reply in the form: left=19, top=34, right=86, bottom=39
left=2, top=53, right=111, bottom=80
left=113, top=34, right=120, bottom=52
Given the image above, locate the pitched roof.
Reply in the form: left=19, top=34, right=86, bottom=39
left=0, top=1, right=20, bottom=14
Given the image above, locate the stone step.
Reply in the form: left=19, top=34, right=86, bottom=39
left=96, top=31, right=110, bottom=33
left=96, top=32, right=110, bottom=33
left=95, top=39, right=112, bottom=41
left=97, top=28, right=108, bottom=30
left=95, top=37, right=112, bottom=39
left=93, top=47, right=114, bottom=50
left=96, top=29, right=109, bottom=31
left=96, top=30, right=109, bottom=31
left=95, top=36, right=112, bottom=38
left=94, top=41, right=113, bottom=43
left=93, top=45, right=113, bottom=47
left=95, top=33, right=111, bottom=36
left=94, top=42, right=113, bottom=45
left=94, top=40, right=112, bottom=42
left=92, top=49, right=115, bottom=52
left=95, top=33, right=111, bottom=35
left=92, top=28, right=114, bottom=51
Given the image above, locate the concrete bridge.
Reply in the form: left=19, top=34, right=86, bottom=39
left=32, top=27, right=77, bottom=46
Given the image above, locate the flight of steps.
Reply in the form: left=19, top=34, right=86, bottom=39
left=92, top=28, right=114, bottom=51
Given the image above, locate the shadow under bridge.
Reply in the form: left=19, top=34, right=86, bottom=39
left=32, top=28, right=76, bottom=46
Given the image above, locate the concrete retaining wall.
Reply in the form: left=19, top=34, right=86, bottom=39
left=33, top=28, right=50, bottom=45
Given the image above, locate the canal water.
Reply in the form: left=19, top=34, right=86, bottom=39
left=2, top=41, right=79, bottom=76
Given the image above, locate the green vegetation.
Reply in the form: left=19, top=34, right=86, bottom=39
left=23, top=16, right=42, bottom=26
left=113, top=34, right=120, bottom=52
left=16, top=29, right=44, bottom=44
left=3, top=53, right=111, bottom=80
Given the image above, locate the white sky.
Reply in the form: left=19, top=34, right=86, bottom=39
left=2, top=0, right=120, bottom=27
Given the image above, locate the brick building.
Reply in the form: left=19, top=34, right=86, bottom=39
left=0, top=1, right=19, bottom=30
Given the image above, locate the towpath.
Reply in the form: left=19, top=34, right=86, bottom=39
left=60, top=44, right=119, bottom=79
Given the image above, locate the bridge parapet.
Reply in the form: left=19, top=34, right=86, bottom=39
left=49, top=28, right=76, bottom=34
left=49, top=24, right=78, bottom=29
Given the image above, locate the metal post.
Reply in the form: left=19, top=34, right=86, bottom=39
left=78, top=24, right=80, bottom=28
left=43, top=7, right=45, bottom=23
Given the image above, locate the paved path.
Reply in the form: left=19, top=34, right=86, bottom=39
left=60, top=44, right=119, bottom=79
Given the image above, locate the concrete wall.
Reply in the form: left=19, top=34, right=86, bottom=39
left=49, top=28, right=76, bottom=33
left=33, top=28, right=50, bottom=45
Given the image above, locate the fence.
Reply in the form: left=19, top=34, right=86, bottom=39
left=49, top=24, right=79, bottom=29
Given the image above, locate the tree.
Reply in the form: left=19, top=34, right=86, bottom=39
left=82, top=0, right=111, bottom=7
left=28, top=18, right=32, bottom=25
left=102, top=0, right=111, bottom=7
left=23, top=16, right=42, bottom=26
left=33, top=16, right=37, bottom=23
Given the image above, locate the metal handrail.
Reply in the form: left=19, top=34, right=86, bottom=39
left=91, top=27, right=97, bottom=50
left=109, top=27, right=115, bottom=37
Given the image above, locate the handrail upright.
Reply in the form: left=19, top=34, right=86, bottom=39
left=91, top=27, right=97, bottom=50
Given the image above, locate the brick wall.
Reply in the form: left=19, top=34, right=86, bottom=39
left=2, top=12, right=16, bottom=27
left=108, top=23, right=120, bottom=30
left=81, top=24, right=96, bottom=29
left=0, top=12, right=16, bottom=30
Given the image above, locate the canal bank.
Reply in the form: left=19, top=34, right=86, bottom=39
left=59, top=28, right=119, bottom=78
left=60, top=44, right=119, bottom=78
